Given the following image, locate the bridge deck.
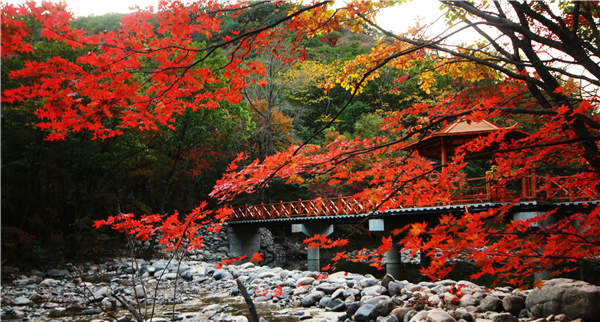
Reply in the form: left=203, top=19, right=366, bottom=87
left=229, top=174, right=598, bottom=222
left=226, top=200, right=599, bottom=225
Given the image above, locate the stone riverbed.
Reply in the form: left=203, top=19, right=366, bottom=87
left=2, top=258, right=599, bottom=321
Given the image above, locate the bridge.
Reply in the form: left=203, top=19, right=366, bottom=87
left=224, top=173, right=599, bottom=278
left=224, top=119, right=599, bottom=277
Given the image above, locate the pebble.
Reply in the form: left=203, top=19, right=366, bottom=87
left=81, top=308, right=102, bottom=315
left=12, top=296, right=30, bottom=306
left=1, top=256, right=597, bottom=322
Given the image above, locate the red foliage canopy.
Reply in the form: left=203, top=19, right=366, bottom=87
left=3, top=0, right=600, bottom=286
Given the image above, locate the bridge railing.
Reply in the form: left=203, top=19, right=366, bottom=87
left=231, top=195, right=380, bottom=220
left=540, top=174, right=598, bottom=201
left=230, top=174, right=599, bottom=220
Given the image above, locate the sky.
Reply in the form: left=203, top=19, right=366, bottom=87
left=5, top=0, right=449, bottom=36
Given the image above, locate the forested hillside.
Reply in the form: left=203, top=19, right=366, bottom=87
left=1, top=3, right=442, bottom=262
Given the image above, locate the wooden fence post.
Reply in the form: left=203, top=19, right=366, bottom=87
left=260, top=202, right=264, bottom=219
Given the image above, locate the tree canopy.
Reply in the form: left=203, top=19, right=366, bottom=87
left=2, top=0, right=599, bottom=285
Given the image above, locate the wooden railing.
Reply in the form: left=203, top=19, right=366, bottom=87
left=231, top=196, right=379, bottom=220
left=230, top=174, right=599, bottom=220
left=542, top=174, right=598, bottom=201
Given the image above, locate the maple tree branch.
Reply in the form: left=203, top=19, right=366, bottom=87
left=292, top=44, right=427, bottom=156
left=496, top=107, right=600, bottom=129
left=136, top=1, right=333, bottom=117
left=236, top=278, right=260, bottom=322
left=148, top=218, right=194, bottom=321
left=444, top=1, right=566, bottom=51
left=514, top=2, right=600, bottom=79
left=243, top=90, right=267, bottom=119
left=204, top=0, right=271, bottom=15
left=112, top=292, right=144, bottom=322
left=370, top=167, right=439, bottom=214
left=293, top=12, right=491, bottom=157
left=254, top=41, right=435, bottom=190
left=537, top=230, right=600, bottom=247
left=468, top=136, right=600, bottom=159
left=204, top=1, right=332, bottom=52
left=356, top=12, right=546, bottom=88
left=581, top=4, right=600, bottom=50
left=332, top=166, right=441, bottom=244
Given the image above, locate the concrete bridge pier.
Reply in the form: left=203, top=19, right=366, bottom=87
left=227, top=226, right=261, bottom=258
left=384, top=244, right=402, bottom=279
left=369, top=219, right=402, bottom=279
left=291, top=224, right=334, bottom=271
left=513, top=210, right=555, bottom=280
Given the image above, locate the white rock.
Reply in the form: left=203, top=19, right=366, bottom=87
left=135, top=285, right=146, bottom=298
left=297, top=277, right=315, bottom=285
left=12, top=296, right=30, bottom=306
left=40, top=278, right=59, bottom=287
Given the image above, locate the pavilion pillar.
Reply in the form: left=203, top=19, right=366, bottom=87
left=291, top=224, right=334, bottom=271
left=440, top=137, right=447, bottom=166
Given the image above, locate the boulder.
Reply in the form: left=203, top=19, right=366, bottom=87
left=331, top=288, right=345, bottom=300
left=490, top=312, right=518, bottom=322
left=257, top=271, right=276, bottom=279
left=346, top=301, right=361, bottom=315
left=12, top=297, right=30, bottom=306
left=238, top=262, right=255, bottom=269
left=81, top=308, right=102, bottom=315
left=381, top=274, right=396, bottom=289
left=343, top=288, right=361, bottom=298
left=364, top=295, right=392, bottom=317
left=301, top=291, right=324, bottom=307
left=354, top=303, right=378, bottom=322
left=404, top=310, right=419, bottom=322
left=134, top=285, right=145, bottom=298
left=501, top=295, right=525, bottom=315
left=40, top=278, right=59, bottom=287
left=454, top=308, right=474, bottom=322
left=202, top=303, right=224, bottom=313
left=212, top=269, right=232, bottom=280
left=426, top=309, right=457, bottom=322
left=46, top=268, right=70, bottom=278
left=388, top=281, right=406, bottom=296
left=429, top=294, right=441, bottom=306
left=459, top=294, right=480, bottom=307
left=377, top=315, right=400, bottom=322
left=409, top=309, right=457, bottom=322
left=101, top=297, right=114, bottom=310
left=92, top=286, right=110, bottom=300
left=316, top=282, right=338, bottom=294
left=478, top=295, right=502, bottom=312
left=360, top=278, right=380, bottom=288
left=318, top=296, right=331, bottom=308
left=362, top=285, right=387, bottom=297
left=162, top=272, right=177, bottom=280
left=293, top=285, right=310, bottom=295
left=525, top=278, right=600, bottom=320
left=326, top=298, right=345, bottom=312
left=297, top=277, right=315, bottom=286
left=390, top=307, right=412, bottom=321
